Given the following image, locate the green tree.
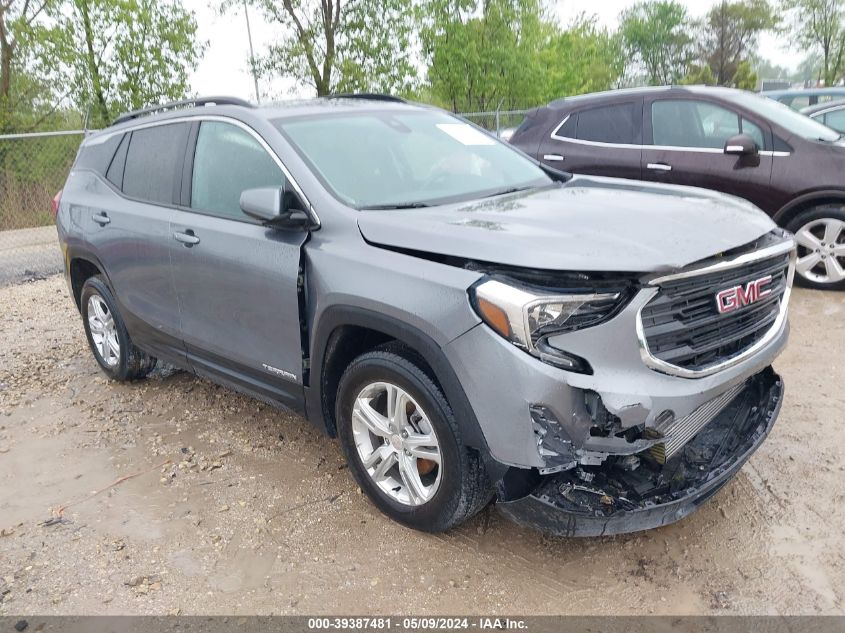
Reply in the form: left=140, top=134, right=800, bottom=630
left=0, top=0, right=67, bottom=131
left=230, top=0, right=416, bottom=97
left=421, top=0, right=552, bottom=112
left=700, top=1, right=778, bottom=85
left=680, top=64, right=717, bottom=85
left=753, top=56, right=792, bottom=81
left=50, top=0, right=204, bottom=126
left=730, top=59, right=759, bottom=88
left=539, top=16, right=625, bottom=100
left=783, top=0, right=845, bottom=85
left=619, top=0, right=696, bottom=85
left=794, top=51, right=824, bottom=83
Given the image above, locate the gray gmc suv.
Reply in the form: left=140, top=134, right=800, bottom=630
left=55, top=95, right=794, bottom=536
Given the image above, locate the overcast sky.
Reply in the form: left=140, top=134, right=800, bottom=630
left=187, top=0, right=796, bottom=101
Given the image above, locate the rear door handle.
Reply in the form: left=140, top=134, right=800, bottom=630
left=647, top=162, right=672, bottom=172
left=543, top=154, right=564, bottom=162
left=173, top=230, right=200, bottom=246
left=92, top=212, right=110, bottom=225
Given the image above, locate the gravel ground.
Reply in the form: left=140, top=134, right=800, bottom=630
left=0, top=275, right=843, bottom=616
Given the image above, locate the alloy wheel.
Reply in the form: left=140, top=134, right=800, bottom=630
left=351, top=381, right=442, bottom=506
left=87, top=294, right=120, bottom=367
left=794, top=218, right=845, bottom=285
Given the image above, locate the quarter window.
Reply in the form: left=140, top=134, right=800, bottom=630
left=575, top=103, right=636, bottom=144
left=191, top=121, right=284, bottom=220
left=122, top=123, right=190, bottom=205
left=105, top=133, right=129, bottom=189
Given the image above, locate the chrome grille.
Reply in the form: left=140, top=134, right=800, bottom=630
left=639, top=241, right=794, bottom=377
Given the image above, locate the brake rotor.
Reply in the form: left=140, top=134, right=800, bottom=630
left=416, top=459, right=437, bottom=476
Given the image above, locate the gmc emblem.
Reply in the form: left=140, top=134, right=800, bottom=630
left=716, top=275, right=773, bottom=314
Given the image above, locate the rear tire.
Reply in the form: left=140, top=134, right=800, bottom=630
left=80, top=276, right=157, bottom=381
left=336, top=346, right=492, bottom=532
left=786, top=205, right=845, bottom=291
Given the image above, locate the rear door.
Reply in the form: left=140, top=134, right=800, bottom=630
left=640, top=97, right=774, bottom=209
left=537, top=99, right=642, bottom=179
left=168, top=119, right=307, bottom=410
left=84, top=122, right=189, bottom=362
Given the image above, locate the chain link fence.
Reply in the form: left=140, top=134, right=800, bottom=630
left=457, top=108, right=533, bottom=140
left=0, top=130, right=84, bottom=285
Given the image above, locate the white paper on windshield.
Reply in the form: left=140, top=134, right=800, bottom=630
left=436, top=123, right=496, bottom=146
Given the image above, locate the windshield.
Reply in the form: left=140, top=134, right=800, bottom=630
left=726, top=92, right=841, bottom=142
left=275, top=110, right=552, bottom=208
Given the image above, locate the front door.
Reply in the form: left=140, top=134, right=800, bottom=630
left=168, top=119, right=307, bottom=410
left=640, top=97, right=773, bottom=210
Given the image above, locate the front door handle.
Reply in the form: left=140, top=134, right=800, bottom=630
left=647, top=162, right=672, bottom=172
left=174, top=230, right=200, bottom=246
left=543, top=154, right=564, bottom=162
left=92, top=212, right=110, bottom=225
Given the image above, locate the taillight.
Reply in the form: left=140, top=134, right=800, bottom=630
left=51, top=189, right=62, bottom=218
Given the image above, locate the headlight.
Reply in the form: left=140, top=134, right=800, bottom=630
left=469, top=277, right=631, bottom=373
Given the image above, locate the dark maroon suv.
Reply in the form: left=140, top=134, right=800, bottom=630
left=510, top=86, right=845, bottom=290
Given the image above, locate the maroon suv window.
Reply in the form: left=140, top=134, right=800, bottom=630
left=574, top=103, right=636, bottom=144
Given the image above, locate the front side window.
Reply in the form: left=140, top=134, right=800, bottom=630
left=575, top=103, right=636, bottom=144
left=191, top=121, right=284, bottom=220
left=651, top=100, right=764, bottom=149
left=726, top=91, right=840, bottom=142
left=275, top=111, right=550, bottom=209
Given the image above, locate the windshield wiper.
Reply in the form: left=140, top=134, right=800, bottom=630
left=480, top=185, right=538, bottom=199
left=362, top=201, right=431, bottom=210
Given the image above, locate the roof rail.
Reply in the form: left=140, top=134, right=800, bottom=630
left=327, top=93, right=406, bottom=103
left=112, top=96, right=254, bottom=126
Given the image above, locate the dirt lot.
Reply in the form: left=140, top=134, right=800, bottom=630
left=0, top=275, right=843, bottom=616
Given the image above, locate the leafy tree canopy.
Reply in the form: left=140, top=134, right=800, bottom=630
left=226, top=0, right=417, bottom=97
left=618, top=0, right=696, bottom=85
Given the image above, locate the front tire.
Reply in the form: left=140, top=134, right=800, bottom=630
left=786, top=205, right=845, bottom=290
left=336, top=346, right=491, bottom=532
left=80, top=276, right=157, bottom=381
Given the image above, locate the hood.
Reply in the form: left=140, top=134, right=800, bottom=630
left=357, top=176, right=777, bottom=273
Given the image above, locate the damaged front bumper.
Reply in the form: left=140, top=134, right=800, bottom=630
left=496, top=368, right=783, bottom=537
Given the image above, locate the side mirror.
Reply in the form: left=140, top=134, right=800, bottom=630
left=724, top=134, right=758, bottom=157
left=239, top=185, right=312, bottom=230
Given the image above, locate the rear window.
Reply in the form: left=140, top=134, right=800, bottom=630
left=576, top=103, right=636, bottom=144
left=122, top=123, right=190, bottom=205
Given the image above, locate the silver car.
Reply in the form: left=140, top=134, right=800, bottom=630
left=55, top=95, right=794, bottom=536
left=802, top=99, right=845, bottom=133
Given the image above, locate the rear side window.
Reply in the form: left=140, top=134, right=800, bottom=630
left=190, top=121, right=284, bottom=220
left=825, top=109, right=845, bottom=132
left=576, top=103, right=636, bottom=144
left=122, top=123, right=190, bottom=205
